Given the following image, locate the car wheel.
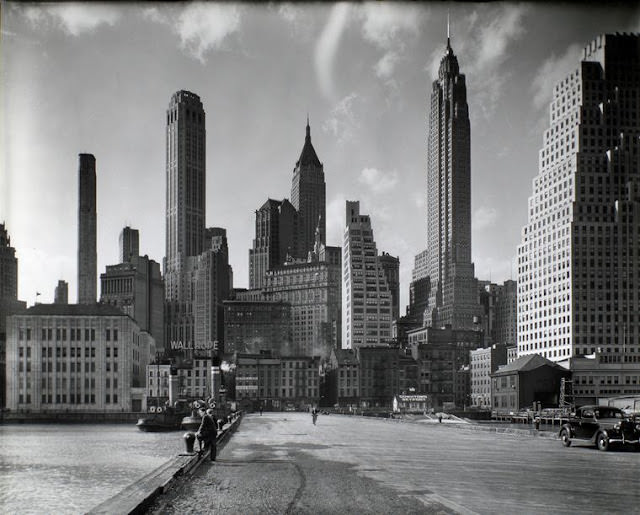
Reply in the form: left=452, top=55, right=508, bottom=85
left=560, top=429, right=571, bottom=447
left=596, top=432, right=610, bottom=451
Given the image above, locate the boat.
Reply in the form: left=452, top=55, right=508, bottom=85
left=136, top=400, right=193, bottom=432
left=181, top=409, right=202, bottom=432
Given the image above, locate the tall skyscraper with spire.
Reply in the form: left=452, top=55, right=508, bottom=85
left=425, top=31, right=479, bottom=330
left=164, top=91, right=206, bottom=347
left=291, top=117, right=326, bottom=259
left=78, top=153, right=97, bottom=304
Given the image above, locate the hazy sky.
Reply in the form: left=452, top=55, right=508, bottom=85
left=2, top=2, right=639, bottom=310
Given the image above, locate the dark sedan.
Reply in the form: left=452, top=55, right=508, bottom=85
left=559, top=405, right=640, bottom=451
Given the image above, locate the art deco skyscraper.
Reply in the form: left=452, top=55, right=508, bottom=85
left=165, top=91, right=206, bottom=346
left=78, top=153, right=96, bottom=304
left=426, top=36, right=478, bottom=330
left=517, top=34, right=640, bottom=366
left=291, top=118, right=326, bottom=258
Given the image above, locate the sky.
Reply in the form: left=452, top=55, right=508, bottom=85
left=2, top=1, right=639, bottom=311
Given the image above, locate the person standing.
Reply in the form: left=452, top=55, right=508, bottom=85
left=312, top=407, right=318, bottom=425
left=197, top=408, right=218, bottom=461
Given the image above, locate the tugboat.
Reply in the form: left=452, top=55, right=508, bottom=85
left=136, top=400, right=192, bottom=432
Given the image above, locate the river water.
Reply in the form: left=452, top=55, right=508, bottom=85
left=0, top=424, right=186, bottom=514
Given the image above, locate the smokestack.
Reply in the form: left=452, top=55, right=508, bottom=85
left=78, top=153, right=96, bottom=304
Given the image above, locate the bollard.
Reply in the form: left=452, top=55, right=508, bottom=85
left=183, top=431, right=196, bottom=453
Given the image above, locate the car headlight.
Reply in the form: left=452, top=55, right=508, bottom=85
left=635, top=423, right=640, bottom=432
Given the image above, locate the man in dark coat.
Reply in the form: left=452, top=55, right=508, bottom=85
left=197, top=408, right=218, bottom=461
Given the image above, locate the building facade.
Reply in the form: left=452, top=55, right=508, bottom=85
left=164, top=91, right=206, bottom=350
left=408, top=326, right=483, bottom=409
left=425, top=36, right=479, bottom=330
left=516, top=34, right=640, bottom=389
left=291, top=118, right=326, bottom=258
left=248, top=199, right=297, bottom=289
left=54, top=280, right=69, bottom=304
left=120, top=226, right=139, bottom=264
left=0, top=223, right=27, bottom=408
left=78, top=153, right=97, bottom=305
left=6, top=304, right=154, bottom=412
left=263, top=229, right=341, bottom=358
left=233, top=351, right=320, bottom=410
left=491, top=354, right=571, bottom=414
left=100, top=254, right=164, bottom=347
left=378, top=252, right=400, bottom=322
left=326, top=348, right=360, bottom=407
left=223, top=300, right=292, bottom=355
left=357, top=346, right=399, bottom=408
left=478, top=280, right=518, bottom=347
left=470, top=344, right=508, bottom=408
left=343, top=201, right=393, bottom=349
left=194, top=228, right=232, bottom=351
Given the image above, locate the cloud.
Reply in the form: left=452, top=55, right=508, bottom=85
left=176, top=3, right=242, bottom=63
left=375, top=51, right=400, bottom=80
left=360, top=3, right=420, bottom=49
left=474, top=206, right=498, bottom=231
left=322, top=93, right=362, bottom=144
left=314, top=3, right=351, bottom=101
left=358, top=167, right=399, bottom=194
left=474, top=6, right=526, bottom=71
left=359, top=3, right=422, bottom=82
left=531, top=43, right=581, bottom=110
left=23, top=4, right=121, bottom=36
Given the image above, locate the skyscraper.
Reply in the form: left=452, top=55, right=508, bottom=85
left=164, top=91, right=206, bottom=347
left=0, top=223, right=17, bottom=300
left=54, top=280, right=68, bottom=304
left=248, top=199, right=296, bottom=289
left=343, top=201, right=393, bottom=349
left=517, top=34, right=640, bottom=370
left=425, top=34, right=478, bottom=331
left=77, top=153, right=96, bottom=304
left=0, top=223, right=26, bottom=409
left=291, top=118, right=326, bottom=258
left=120, top=226, right=139, bottom=264
left=195, top=228, right=231, bottom=349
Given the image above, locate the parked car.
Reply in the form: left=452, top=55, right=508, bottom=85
left=559, top=405, right=640, bottom=451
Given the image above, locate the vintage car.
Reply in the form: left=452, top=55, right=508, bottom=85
left=559, top=405, right=640, bottom=451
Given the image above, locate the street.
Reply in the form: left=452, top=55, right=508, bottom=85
left=150, top=412, right=640, bottom=514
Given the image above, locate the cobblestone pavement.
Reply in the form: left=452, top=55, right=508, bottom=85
left=148, top=412, right=640, bottom=515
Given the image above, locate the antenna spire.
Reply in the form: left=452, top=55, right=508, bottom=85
left=447, top=10, right=451, bottom=50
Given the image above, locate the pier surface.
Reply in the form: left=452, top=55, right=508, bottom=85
left=147, top=412, right=640, bottom=514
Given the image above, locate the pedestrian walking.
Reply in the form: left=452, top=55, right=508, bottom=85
left=259, top=405, right=263, bottom=416
left=312, top=407, right=318, bottom=425
left=196, top=408, right=218, bottom=461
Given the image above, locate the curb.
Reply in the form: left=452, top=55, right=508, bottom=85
left=87, top=413, right=243, bottom=515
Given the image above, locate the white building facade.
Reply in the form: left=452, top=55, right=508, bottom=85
left=342, top=201, right=393, bottom=349
left=517, top=34, right=640, bottom=364
left=6, top=304, right=154, bottom=412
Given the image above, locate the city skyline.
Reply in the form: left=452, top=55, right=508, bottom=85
left=2, top=2, right=639, bottom=310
